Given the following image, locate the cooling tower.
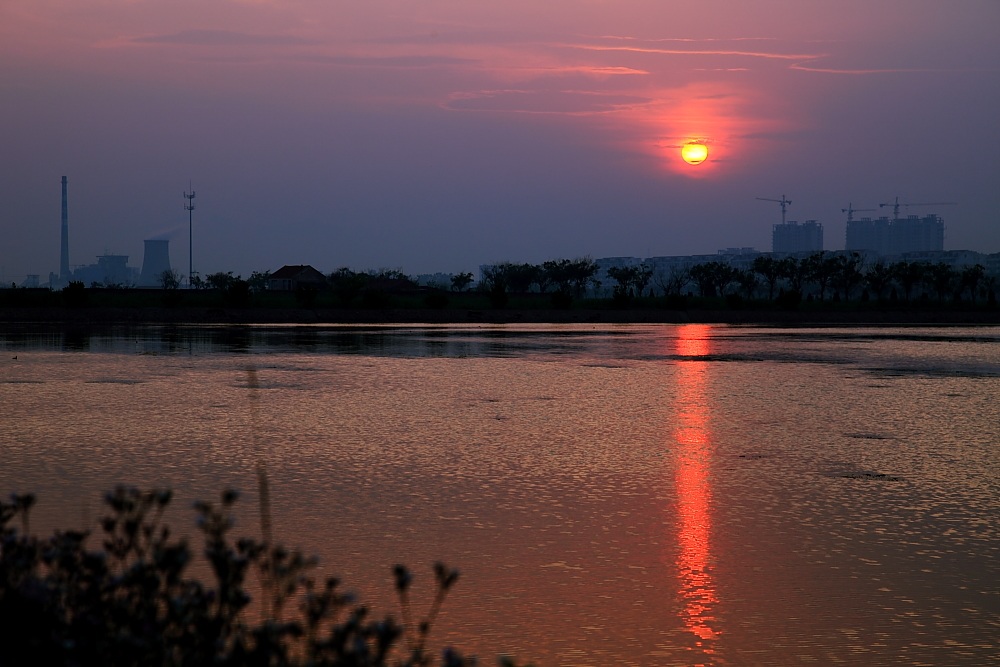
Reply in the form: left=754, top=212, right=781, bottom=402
left=139, top=239, right=172, bottom=286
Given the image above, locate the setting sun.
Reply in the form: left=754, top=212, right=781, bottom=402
left=681, top=142, right=709, bottom=165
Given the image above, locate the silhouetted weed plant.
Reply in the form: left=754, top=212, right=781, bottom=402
left=0, top=487, right=483, bottom=666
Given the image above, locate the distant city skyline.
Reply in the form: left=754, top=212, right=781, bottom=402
left=2, top=1, right=998, bottom=283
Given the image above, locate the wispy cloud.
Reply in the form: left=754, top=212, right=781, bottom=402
left=444, top=89, right=651, bottom=115
left=563, top=43, right=823, bottom=61
left=788, top=63, right=997, bottom=75
left=584, top=35, right=779, bottom=44
left=131, top=30, right=316, bottom=47
left=297, top=54, right=476, bottom=68
left=484, top=65, right=648, bottom=78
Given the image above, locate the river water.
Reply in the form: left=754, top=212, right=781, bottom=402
left=2, top=323, right=998, bottom=665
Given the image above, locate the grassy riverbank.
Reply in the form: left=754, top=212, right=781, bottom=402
left=2, top=287, right=999, bottom=325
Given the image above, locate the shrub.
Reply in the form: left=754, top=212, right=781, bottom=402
left=549, top=291, right=572, bottom=309
left=423, top=292, right=449, bottom=309
left=0, top=488, right=474, bottom=666
left=295, top=286, right=319, bottom=307
left=62, top=281, right=88, bottom=307
left=775, top=289, right=801, bottom=310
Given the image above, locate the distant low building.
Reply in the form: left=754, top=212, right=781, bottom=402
left=267, top=265, right=326, bottom=291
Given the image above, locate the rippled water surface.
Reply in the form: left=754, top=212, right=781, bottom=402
left=2, top=324, right=999, bottom=665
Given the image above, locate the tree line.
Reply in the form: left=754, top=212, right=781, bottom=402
left=452, top=254, right=995, bottom=306
left=126, top=252, right=1000, bottom=309
left=679, top=254, right=993, bottom=305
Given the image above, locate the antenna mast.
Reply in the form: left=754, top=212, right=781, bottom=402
left=60, top=176, right=70, bottom=284
left=184, top=184, right=196, bottom=288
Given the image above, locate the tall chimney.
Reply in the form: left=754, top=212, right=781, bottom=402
left=60, top=176, right=70, bottom=283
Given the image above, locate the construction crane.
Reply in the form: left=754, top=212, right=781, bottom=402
left=880, top=196, right=957, bottom=220
left=757, top=195, right=792, bottom=225
left=842, top=203, right=876, bottom=222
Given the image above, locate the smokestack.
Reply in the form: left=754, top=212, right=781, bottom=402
left=60, top=176, right=70, bottom=282
left=139, top=239, right=172, bottom=286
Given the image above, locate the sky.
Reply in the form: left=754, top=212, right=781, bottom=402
left=2, top=0, right=999, bottom=282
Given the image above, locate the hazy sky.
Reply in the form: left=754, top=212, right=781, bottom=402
left=2, top=0, right=999, bottom=281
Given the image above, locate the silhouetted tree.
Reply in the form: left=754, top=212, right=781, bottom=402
left=864, top=261, right=894, bottom=301
left=62, top=281, right=87, bottom=307
left=606, top=264, right=653, bottom=300
left=542, top=258, right=598, bottom=298
left=982, top=274, right=998, bottom=306
left=891, top=261, right=926, bottom=302
left=803, top=252, right=838, bottom=301
left=688, top=262, right=735, bottom=298
left=925, top=262, right=955, bottom=302
left=371, top=268, right=410, bottom=281
left=328, top=268, right=369, bottom=305
left=959, top=264, right=986, bottom=304
left=782, top=257, right=808, bottom=294
left=479, top=264, right=511, bottom=307
left=752, top=256, right=784, bottom=301
left=248, top=270, right=271, bottom=294
left=633, top=264, right=653, bottom=297
left=206, top=271, right=238, bottom=291
left=450, top=272, right=474, bottom=292
left=479, top=264, right=509, bottom=294
left=653, top=266, right=690, bottom=297
left=832, top=252, right=864, bottom=301
left=159, top=269, right=181, bottom=290
left=505, top=263, right=538, bottom=294
left=735, top=268, right=758, bottom=300
left=688, top=263, right=715, bottom=298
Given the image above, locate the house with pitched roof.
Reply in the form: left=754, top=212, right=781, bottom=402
left=267, top=265, right=326, bottom=291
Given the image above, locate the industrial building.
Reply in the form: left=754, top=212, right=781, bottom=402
left=69, top=254, right=137, bottom=287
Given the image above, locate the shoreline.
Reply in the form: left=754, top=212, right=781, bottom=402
left=3, top=305, right=1000, bottom=326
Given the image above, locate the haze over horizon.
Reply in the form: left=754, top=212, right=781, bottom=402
left=2, top=0, right=998, bottom=283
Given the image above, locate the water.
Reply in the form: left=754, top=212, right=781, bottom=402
left=2, top=323, right=998, bottom=665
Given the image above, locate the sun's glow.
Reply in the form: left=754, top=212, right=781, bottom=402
left=681, top=142, right=709, bottom=165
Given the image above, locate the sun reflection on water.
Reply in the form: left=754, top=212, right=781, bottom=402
left=672, top=324, right=720, bottom=656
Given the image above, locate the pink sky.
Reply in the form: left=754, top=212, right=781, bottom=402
left=1, top=0, right=998, bottom=280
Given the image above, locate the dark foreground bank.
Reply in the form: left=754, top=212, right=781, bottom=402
left=2, top=304, right=1000, bottom=325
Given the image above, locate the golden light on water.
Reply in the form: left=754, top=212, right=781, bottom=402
left=681, top=142, right=709, bottom=165
left=671, top=324, right=720, bottom=654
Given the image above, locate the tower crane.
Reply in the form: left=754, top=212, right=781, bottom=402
left=756, top=195, right=792, bottom=225
left=880, top=196, right=957, bottom=220
left=842, top=203, right=876, bottom=222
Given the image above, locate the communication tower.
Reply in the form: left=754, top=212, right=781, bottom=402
left=60, top=176, right=70, bottom=284
left=184, top=184, right=196, bottom=288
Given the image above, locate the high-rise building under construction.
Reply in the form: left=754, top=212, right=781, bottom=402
left=772, top=220, right=823, bottom=253
left=845, top=214, right=944, bottom=255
